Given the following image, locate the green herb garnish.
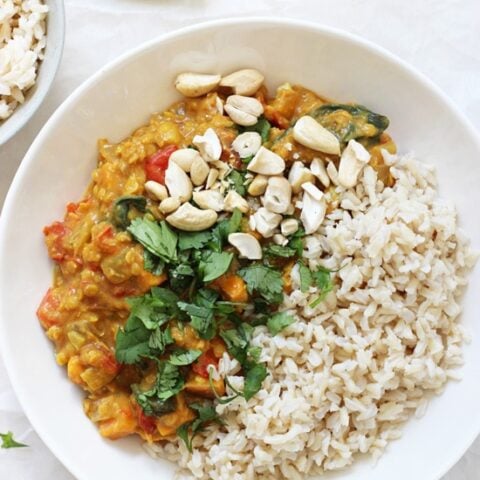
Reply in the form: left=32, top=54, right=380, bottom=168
left=0, top=432, right=27, bottom=449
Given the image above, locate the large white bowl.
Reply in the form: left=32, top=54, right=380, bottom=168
left=0, top=0, right=65, bottom=145
left=0, top=18, right=479, bottom=480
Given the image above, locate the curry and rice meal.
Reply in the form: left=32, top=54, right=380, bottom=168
left=37, top=68, right=476, bottom=479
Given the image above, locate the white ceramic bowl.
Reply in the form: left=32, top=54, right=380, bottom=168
left=1, top=18, right=479, bottom=480
left=0, top=0, right=65, bottom=145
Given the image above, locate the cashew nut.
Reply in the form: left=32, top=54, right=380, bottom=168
left=206, top=168, right=219, bottom=189
left=247, top=147, right=285, bottom=175
left=281, top=218, right=299, bottom=236
left=337, top=139, right=371, bottom=188
left=175, top=72, right=221, bottom=98
left=170, top=148, right=202, bottom=173
left=166, top=202, right=218, bottom=231
left=144, top=180, right=168, bottom=201
left=247, top=174, right=268, bottom=196
left=262, top=176, right=292, bottom=214
left=193, top=190, right=225, bottom=212
left=224, top=190, right=249, bottom=213
left=228, top=233, right=262, bottom=260
left=165, top=160, right=193, bottom=202
left=273, top=233, right=288, bottom=246
left=225, top=95, right=264, bottom=127
left=251, top=207, right=282, bottom=238
left=288, top=161, right=315, bottom=193
left=159, top=196, right=181, bottom=214
left=326, top=161, right=339, bottom=186
left=232, top=131, right=262, bottom=158
left=310, top=157, right=330, bottom=187
left=301, top=191, right=327, bottom=235
left=293, top=116, right=340, bottom=155
left=219, top=68, right=264, bottom=96
left=193, top=128, right=222, bottom=162
left=301, top=181, right=324, bottom=201
left=190, top=156, right=210, bottom=186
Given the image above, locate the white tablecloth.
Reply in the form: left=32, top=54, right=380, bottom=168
left=1, top=1, right=480, bottom=478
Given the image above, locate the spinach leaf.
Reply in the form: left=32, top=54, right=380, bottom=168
left=267, top=311, right=295, bottom=335
left=168, top=349, right=202, bottom=366
left=128, top=218, right=178, bottom=263
left=238, top=264, right=284, bottom=304
left=0, top=432, right=27, bottom=449
left=309, top=104, right=389, bottom=143
left=112, top=195, right=147, bottom=229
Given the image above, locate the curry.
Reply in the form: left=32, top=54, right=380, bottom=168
left=37, top=70, right=396, bottom=447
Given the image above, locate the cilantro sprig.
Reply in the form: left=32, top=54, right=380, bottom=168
left=0, top=432, right=27, bottom=449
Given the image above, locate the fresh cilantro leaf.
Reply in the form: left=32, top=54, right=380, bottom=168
left=168, top=349, right=202, bottom=366
left=267, top=311, right=296, bottom=335
left=298, top=262, right=313, bottom=293
left=238, top=264, right=284, bottom=304
left=115, top=316, right=151, bottom=364
left=128, top=218, right=178, bottom=263
left=241, top=116, right=271, bottom=143
left=264, top=244, right=297, bottom=258
left=112, top=195, right=147, bottom=229
left=143, top=249, right=165, bottom=276
left=198, top=251, right=234, bottom=283
left=227, top=170, right=247, bottom=196
left=178, top=231, right=212, bottom=250
left=133, top=387, right=176, bottom=417
left=177, top=402, right=222, bottom=452
left=219, top=323, right=252, bottom=365
left=288, top=227, right=305, bottom=257
left=126, top=295, right=170, bottom=330
left=169, top=263, right=195, bottom=291
left=210, top=209, right=242, bottom=251
left=0, top=432, right=27, bottom=449
left=248, top=346, right=262, bottom=363
left=178, top=291, right=217, bottom=340
left=148, top=326, right=174, bottom=352
left=309, top=266, right=333, bottom=307
left=243, top=363, right=268, bottom=400
left=241, top=154, right=254, bottom=164
left=156, top=362, right=185, bottom=401
left=115, top=288, right=181, bottom=364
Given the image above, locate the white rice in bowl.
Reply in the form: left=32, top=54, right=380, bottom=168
left=145, top=151, right=477, bottom=479
left=0, top=0, right=48, bottom=121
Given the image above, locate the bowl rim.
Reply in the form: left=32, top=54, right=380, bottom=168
left=1, top=16, right=479, bottom=480
left=0, top=0, right=66, bottom=146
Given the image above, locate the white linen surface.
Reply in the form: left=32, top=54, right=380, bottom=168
left=0, top=0, right=479, bottom=478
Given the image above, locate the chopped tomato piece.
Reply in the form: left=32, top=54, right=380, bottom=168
left=43, top=221, right=69, bottom=262
left=135, top=405, right=157, bottom=435
left=192, top=349, right=219, bottom=379
left=144, top=145, right=178, bottom=184
left=37, top=288, right=61, bottom=328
